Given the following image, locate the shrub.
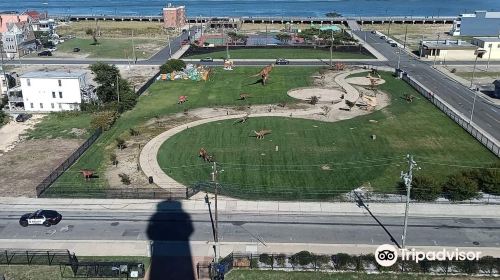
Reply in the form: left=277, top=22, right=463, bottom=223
left=275, top=254, right=286, bottom=267
left=90, top=111, right=118, bottom=131
left=116, top=137, right=126, bottom=150
left=477, top=164, right=500, bottom=195
left=409, top=175, right=442, bottom=201
left=315, top=255, right=330, bottom=266
left=478, top=256, right=497, bottom=275
left=443, top=173, right=479, bottom=201
left=118, top=173, right=131, bottom=185
left=333, top=253, right=352, bottom=270
left=160, top=59, right=186, bottom=74
left=290, top=251, right=314, bottom=266
left=309, top=95, right=319, bottom=105
left=450, top=68, right=457, bottom=73
left=110, top=153, right=118, bottom=166
left=259, top=253, right=273, bottom=266
left=129, top=127, right=140, bottom=136
left=454, top=260, right=478, bottom=274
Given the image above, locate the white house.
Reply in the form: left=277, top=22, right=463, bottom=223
left=471, top=37, right=500, bottom=60
left=17, top=71, right=88, bottom=112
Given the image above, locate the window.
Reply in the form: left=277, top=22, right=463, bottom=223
left=30, top=103, right=33, bottom=108
left=39, top=103, right=43, bottom=109
left=58, top=103, right=62, bottom=109
left=52, top=91, right=56, bottom=98
left=27, top=79, right=31, bottom=86
left=59, top=91, right=63, bottom=98
left=51, top=103, right=54, bottom=109
left=58, top=79, right=62, bottom=86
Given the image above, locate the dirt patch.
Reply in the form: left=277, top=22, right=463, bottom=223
left=287, top=87, right=345, bottom=102
left=345, top=76, right=386, bottom=86
left=105, top=115, right=200, bottom=188
left=0, top=115, right=44, bottom=156
left=0, top=139, right=81, bottom=197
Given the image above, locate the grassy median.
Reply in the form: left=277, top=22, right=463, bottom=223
left=183, top=48, right=372, bottom=59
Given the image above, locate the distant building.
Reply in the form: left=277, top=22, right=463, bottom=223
left=419, top=39, right=479, bottom=61
left=0, top=73, right=11, bottom=96
left=8, top=71, right=91, bottom=112
left=0, top=13, right=38, bottom=58
left=162, top=3, right=186, bottom=29
left=451, top=11, right=500, bottom=36
left=471, top=37, right=500, bottom=60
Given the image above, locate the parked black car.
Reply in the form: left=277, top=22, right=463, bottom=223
left=73, top=47, right=81, bottom=52
left=15, top=113, right=32, bottom=122
left=275, top=58, right=290, bottom=65
left=38, top=50, right=52, bottom=56
left=19, top=210, right=62, bottom=227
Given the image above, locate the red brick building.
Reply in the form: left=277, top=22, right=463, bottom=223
left=162, top=3, right=186, bottom=29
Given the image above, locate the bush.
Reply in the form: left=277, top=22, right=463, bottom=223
left=275, top=254, right=286, bottom=267
left=443, top=173, right=479, bottom=201
left=118, top=173, right=131, bottom=185
left=409, top=175, right=442, bottom=201
left=129, top=127, right=140, bottom=136
left=333, top=253, right=352, bottom=270
left=90, top=111, right=118, bottom=131
left=290, top=251, right=314, bottom=266
left=116, top=137, right=126, bottom=150
left=478, top=256, right=497, bottom=275
left=110, top=153, right=118, bottom=166
left=259, top=253, right=273, bottom=266
left=309, top=95, right=319, bottom=105
left=160, top=59, right=186, bottom=74
left=477, top=164, right=500, bottom=195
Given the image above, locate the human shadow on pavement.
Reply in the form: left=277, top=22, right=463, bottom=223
left=147, top=200, right=195, bottom=280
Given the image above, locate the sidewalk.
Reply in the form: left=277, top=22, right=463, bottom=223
left=0, top=197, right=498, bottom=218
left=1, top=239, right=499, bottom=257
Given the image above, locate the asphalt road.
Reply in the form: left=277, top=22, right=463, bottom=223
left=1, top=210, right=499, bottom=248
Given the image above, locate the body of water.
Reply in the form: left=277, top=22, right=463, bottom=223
left=2, top=0, right=500, bottom=17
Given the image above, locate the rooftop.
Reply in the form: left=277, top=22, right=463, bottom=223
left=421, top=40, right=477, bottom=50
left=20, top=71, right=86, bottom=79
left=473, top=37, right=500, bottom=42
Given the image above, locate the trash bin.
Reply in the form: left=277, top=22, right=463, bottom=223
left=148, top=176, right=154, bottom=184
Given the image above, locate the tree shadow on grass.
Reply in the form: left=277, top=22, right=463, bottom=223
left=147, top=200, right=195, bottom=280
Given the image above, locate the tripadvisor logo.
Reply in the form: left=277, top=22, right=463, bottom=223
left=375, top=244, right=482, bottom=267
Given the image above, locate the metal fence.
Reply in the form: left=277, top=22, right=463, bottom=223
left=0, top=249, right=75, bottom=266
left=401, top=72, right=500, bottom=157
left=136, top=71, right=161, bottom=96
left=35, top=128, right=102, bottom=197
left=42, top=186, right=199, bottom=200
left=214, top=251, right=500, bottom=276
left=61, top=262, right=145, bottom=279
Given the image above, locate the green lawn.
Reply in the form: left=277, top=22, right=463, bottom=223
left=56, top=38, right=162, bottom=59
left=183, top=48, right=372, bottom=59
left=0, top=256, right=149, bottom=280
left=24, top=112, right=93, bottom=139
left=47, top=67, right=316, bottom=195
left=226, top=270, right=492, bottom=280
left=156, top=72, right=498, bottom=200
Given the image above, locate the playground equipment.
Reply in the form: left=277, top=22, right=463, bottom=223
left=233, top=114, right=249, bottom=124
left=162, top=64, right=211, bottom=82
left=80, top=169, right=94, bottom=181
left=238, top=93, right=251, bottom=100
left=223, top=59, right=234, bottom=70
left=178, top=96, right=188, bottom=104
left=253, top=129, right=272, bottom=139
left=250, top=64, right=274, bottom=85
left=198, top=148, right=215, bottom=162
left=335, top=62, right=346, bottom=71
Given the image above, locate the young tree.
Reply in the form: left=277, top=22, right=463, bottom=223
left=477, top=164, right=500, bottom=195
left=159, top=59, right=186, bottom=74
left=89, top=63, right=137, bottom=111
left=86, top=28, right=98, bottom=45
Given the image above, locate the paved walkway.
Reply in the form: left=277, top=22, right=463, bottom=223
left=139, top=68, right=370, bottom=190
left=1, top=197, right=498, bottom=218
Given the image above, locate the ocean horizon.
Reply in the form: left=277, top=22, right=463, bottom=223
left=2, top=0, right=500, bottom=17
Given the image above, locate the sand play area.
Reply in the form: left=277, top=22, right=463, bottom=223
left=287, top=87, right=345, bottom=103
left=345, top=76, right=386, bottom=86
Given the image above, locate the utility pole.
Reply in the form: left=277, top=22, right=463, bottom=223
left=401, top=154, right=417, bottom=249
left=131, top=29, right=136, bottom=64
left=204, top=193, right=217, bottom=245
left=403, top=25, right=408, bottom=49
left=211, top=162, right=220, bottom=262
left=419, top=34, right=424, bottom=58
left=487, top=43, right=493, bottom=69
left=116, top=74, right=120, bottom=103
left=432, top=34, right=440, bottom=68
left=397, top=46, right=402, bottom=70
left=167, top=34, right=172, bottom=58
left=330, top=29, right=334, bottom=69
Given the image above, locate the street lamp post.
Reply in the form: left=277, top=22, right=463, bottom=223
left=469, top=48, right=487, bottom=124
